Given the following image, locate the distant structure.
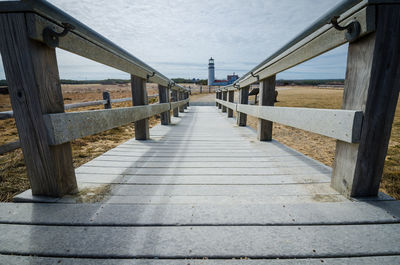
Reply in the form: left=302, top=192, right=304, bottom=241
left=208, top=57, right=238, bottom=86
left=208, top=58, right=215, bottom=86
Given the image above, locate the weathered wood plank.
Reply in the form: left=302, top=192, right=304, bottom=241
left=237, top=104, right=362, bottom=143
left=222, top=91, right=227, bottom=112
left=0, top=13, right=77, bottom=196
left=44, top=103, right=170, bottom=145
left=1, top=255, right=399, bottom=265
left=131, top=75, right=149, bottom=140
left=228, top=90, right=234, bottom=117
left=0, top=223, right=399, bottom=258
left=158, top=85, right=170, bottom=125
left=0, top=201, right=399, bottom=225
left=215, top=99, right=236, bottom=111
left=171, top=90, right=179, bottom=117
left=332, top=5, right=400, bottom=197
left=237, top=87, right=249, bottom=126
left=257, top=76, right=276, bottom=141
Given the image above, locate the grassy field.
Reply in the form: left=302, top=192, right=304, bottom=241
left=0, top=85, right=399, bottom=201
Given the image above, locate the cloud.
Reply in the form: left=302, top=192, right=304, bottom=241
left=0, top=0, right=345, bottom=80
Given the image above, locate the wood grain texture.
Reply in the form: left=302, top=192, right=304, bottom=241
left=352, top=5, right=400, bottom=196
left=0, top=140, right=20, bottom=155
left=44, top=104, right=170, bottom=145
left=228, top=90, right=234, bottom=117
left=332, top=5, right=400, bottom=197
left=0, top=13, right=77, bottom=196
left=222, top=91, right=227, bottom=112
left=237, top=87, right=249, bottom=126
left=171, top=90, right=179, bottom=117
left=257, top=76, right=276, bottom=141
left=131, top=75, right=149, bottom=140
left=179, top=92, right=185, bottom=113
left=158, top=85, right=170, bottom=125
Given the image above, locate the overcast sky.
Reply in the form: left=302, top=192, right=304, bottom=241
left=0, top=0, right=348, bottom=80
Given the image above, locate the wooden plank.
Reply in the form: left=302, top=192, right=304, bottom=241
left=239, top=6, right=375, bottom=87
left=215, top=99, right=236, bottom=111
left=237, top=104, right=363, bottom=143
left=171, top=90, right=179, bottom=117
left=237, top=87, right=249, bottom=126
left=222, top=91, right=227, bottom=112
left=0, top=13, right=77, bottom=196
left=131, top=75, right=149, bottom=140
left=44, top=103, right=170, bottom=145
left=0, top=223, right=399, bottom=258
left=332, top=4, right=400, bottom=197
left=257, top=76, right=276, bottom=141
left=0, top=140, right=20, bottom=155
left=1, top=256, right=399, bottom=265
left=228, top=90, right=234, bottom=117
left=0, top=110, right=13, bottom=120
left=170, top=99, right=189, bottom=110
left=158, top=85, right=170, bottom=125
left=179, top=92, right=185, bottom=113
left=0, top=201, right=399, bottom=225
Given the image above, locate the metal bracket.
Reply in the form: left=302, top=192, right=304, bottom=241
left=251, top=72, right=260, bottom=82
left=330, top=16, right=361, bottom=42
left=43, top=22, right=74, bottom=48
left=146, top=72, right=155, bottom=82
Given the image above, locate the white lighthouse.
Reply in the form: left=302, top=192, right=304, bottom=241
left=208, top=57, right=215, bottom=86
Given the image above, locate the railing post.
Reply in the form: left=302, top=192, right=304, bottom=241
left=0, top=13, right=77, bottom=196
left=215, top=92, right=218, bottom=107
left=179, top=92, right=185, bottom=113
left=331, top=4, right=400, bottom=197
left=218, top=92, right=222, bottom=109
left=236, top=87, right=249, bottom=126
left=222, top=91, right=227, bottom=113
left=131, top=75, right=149, bottom=140
left=172, top=90, right=179, bottom=117
left=184, top=92, right=188, bottom=109
left=186, top=92, right=190, bottom=107
left=102, top=91, right=112, bottom=109
left=228, top=90, right=234, bottom=118
left=257, top=75, right=276, bottom=141
left=158, top=84, right=170, bottom=125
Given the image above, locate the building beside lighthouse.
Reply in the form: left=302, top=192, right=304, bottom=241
left=208, top=57, right=238, bottom=86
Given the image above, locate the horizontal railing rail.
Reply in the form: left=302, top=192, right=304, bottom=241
left=0, top=94, right=159, bottom=120
left=214, top=0, right=400, bottom=199
left=45, top=99, right=189, bottom=145
left=215, top=99, right=362, bottom=143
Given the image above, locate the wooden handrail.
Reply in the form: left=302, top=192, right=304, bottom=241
left=0, top=94, right=160, bottom=120
left=215, top=99, right=362, bottom=143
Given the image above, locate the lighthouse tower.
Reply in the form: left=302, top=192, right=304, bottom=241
left=208, top=57, right=215, bottom=86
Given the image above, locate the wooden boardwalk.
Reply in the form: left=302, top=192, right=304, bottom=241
left=1, top=106, right=400, bottom=264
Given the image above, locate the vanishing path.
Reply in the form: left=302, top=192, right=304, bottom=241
left=0, top=106, right=400, bottom=264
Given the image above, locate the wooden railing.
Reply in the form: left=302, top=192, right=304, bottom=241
left=0, top=93, right=160, bottom=154
left=0, top=0, right=190, bottom=197
left=216, top=0, right=400, bottom=198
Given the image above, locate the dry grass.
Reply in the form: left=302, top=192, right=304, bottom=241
left=0, top=84, right=160, bottom=202
left=1, top=85, right=399, bottom=201
left=246, top=86, right=400, bottom=199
